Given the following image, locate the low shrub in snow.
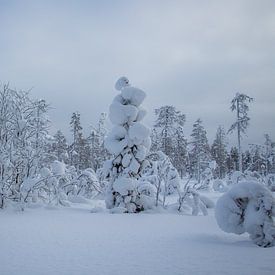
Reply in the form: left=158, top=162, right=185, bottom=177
left=177, top=178, right=215, bottom=216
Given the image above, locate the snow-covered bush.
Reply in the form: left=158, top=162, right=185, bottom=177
left=142, top=151, right=181, bottom=207
left=177, top=178, right=214, bottom=215
left=104, top=77, right=152, bottom=213
left=17, top=160, right=101, bottom=208
left=227, top=171, right=245, bottom=185
left=76, top=168, right=102, bottom=198
left=212, top=179, right=228, bottom=193
left=266, top=174, right=275, bottom=191
left=199, top=167, right=213, bottom=190
left=0, top=84, right=52, bottom=208
left=215, top=181, right=275, bottom=247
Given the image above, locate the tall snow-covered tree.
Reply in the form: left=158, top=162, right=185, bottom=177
left=69, top=112, right=90, bottom=170
left=242, top=150, right=252, bottom=172
left=226, top=146, right=239, bottom=172
left=211, top=126, right=227, bottom=178
left=104, top=77, right=151, bottom=213
left=51, top=130, right=68, bottom=162
left=88, top=113, right=109, bottom=171
left=228, top=93, right=253, bottom=172
left=152, top=105, right=187, bottom=176
left=263, top=134, right=275, bottom=174
left=189, top=119, right=211, bottom=182
left=0, top=84, right=51, bottom=207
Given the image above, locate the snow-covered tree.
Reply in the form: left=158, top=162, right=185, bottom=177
left=226, top=146, right=239, bottom=172
left=88, top=113, right=109, bottom=171
left=152, top=105, right=187, bottom=176
left=215, top=181, right=275, bottom=247
left=51, top=130, right=69, bottom=162
left=0, top=84, right=51, bottom=208
left=211, top=126, right=228, bottom=178
left=189, top=119, right=211, bottom=182
left=104, top=77, right=152, bottom=213
left=69, top=112, right=90, bottom=170
left=143, top=151, right=181, bottom=207
left=228, top=93, right=253, bottom=172
left=263, top=134, right=275, bottom=174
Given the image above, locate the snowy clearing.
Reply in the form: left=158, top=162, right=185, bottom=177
left=1, top=201, right=274, bottom=275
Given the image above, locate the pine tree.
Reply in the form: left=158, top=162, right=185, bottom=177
left=226, top=146, right=239, bottom=172
left=242, top=150, right=251, bottom=172
left=69, top=112, right=90, bottom=170
left=52, top=130, right=68, bottom=162
left=211, top=126, right=227, bottom=178
left=104, top=77, right=151, bottom=213
left=189, top=119, right=211, bottom=182
left=228, top=93, right=253, bottom=172
left=88, top=113, right=109, bottom=171
left=263, top=134, right=274, bottom=174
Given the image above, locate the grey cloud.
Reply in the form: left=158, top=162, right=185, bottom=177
left=0, top=0, right=274, bottom=146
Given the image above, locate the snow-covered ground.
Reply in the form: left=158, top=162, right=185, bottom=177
left=1, top=198, right=274, bottom=275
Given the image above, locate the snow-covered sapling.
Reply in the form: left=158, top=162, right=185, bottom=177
left=104, top=77, right=152, bottom=213
left=178, top=181, right=214, bottom=216
left=215, top=181, right=275, bottom=247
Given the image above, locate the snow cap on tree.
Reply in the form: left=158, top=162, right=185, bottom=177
left=115, top=76, right=130, bottom=91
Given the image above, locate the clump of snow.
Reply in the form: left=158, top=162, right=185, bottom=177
left=21, top=177, right=39, bottom=192
left=215, top=181, right=275, bottom=247
left=40, top=167, right=52, bottom=178
left=128, top=122, right=150, bottom=146
left=115, top=76, right=130, bottom=91
left=121, top=86, right=146, bottom=107
left=109, top=101, right=138, bottom=125
left=230, top=171, right=245, bottom=185
left=105, top=126, right=127, bottom=155
left=212, top=179, right=228, bottom=193
left=51, top=160, right=66, bottom=176
left=113, top=177, right=137, bottom=196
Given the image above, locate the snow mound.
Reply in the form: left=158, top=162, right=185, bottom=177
left=215, top=181, right=275, bottom=247
left=51, top=160, right=66, bottom=176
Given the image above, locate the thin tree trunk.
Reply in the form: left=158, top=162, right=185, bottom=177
left=237, top=98, right=242, bottom=172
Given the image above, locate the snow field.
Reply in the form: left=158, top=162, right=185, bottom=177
left=0, top=202, right=274, bottom=275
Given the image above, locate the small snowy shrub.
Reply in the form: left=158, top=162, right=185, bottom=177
left=212, top=179, right=228, bottom=193
left=178, top=184, right=214, bottom=216
left=265, top=174, right=275, bottom=191
left=227, top=171, right=245, bottom=185
left=215, top=181, right=275, bottom=247
left=142, top=151, right=181, bottom=207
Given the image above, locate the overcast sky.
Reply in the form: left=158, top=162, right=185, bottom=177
left=0, top=0, right=274, bottom=146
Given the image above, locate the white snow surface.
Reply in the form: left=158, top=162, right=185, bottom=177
left=0, top=195, right=274, bottom=275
